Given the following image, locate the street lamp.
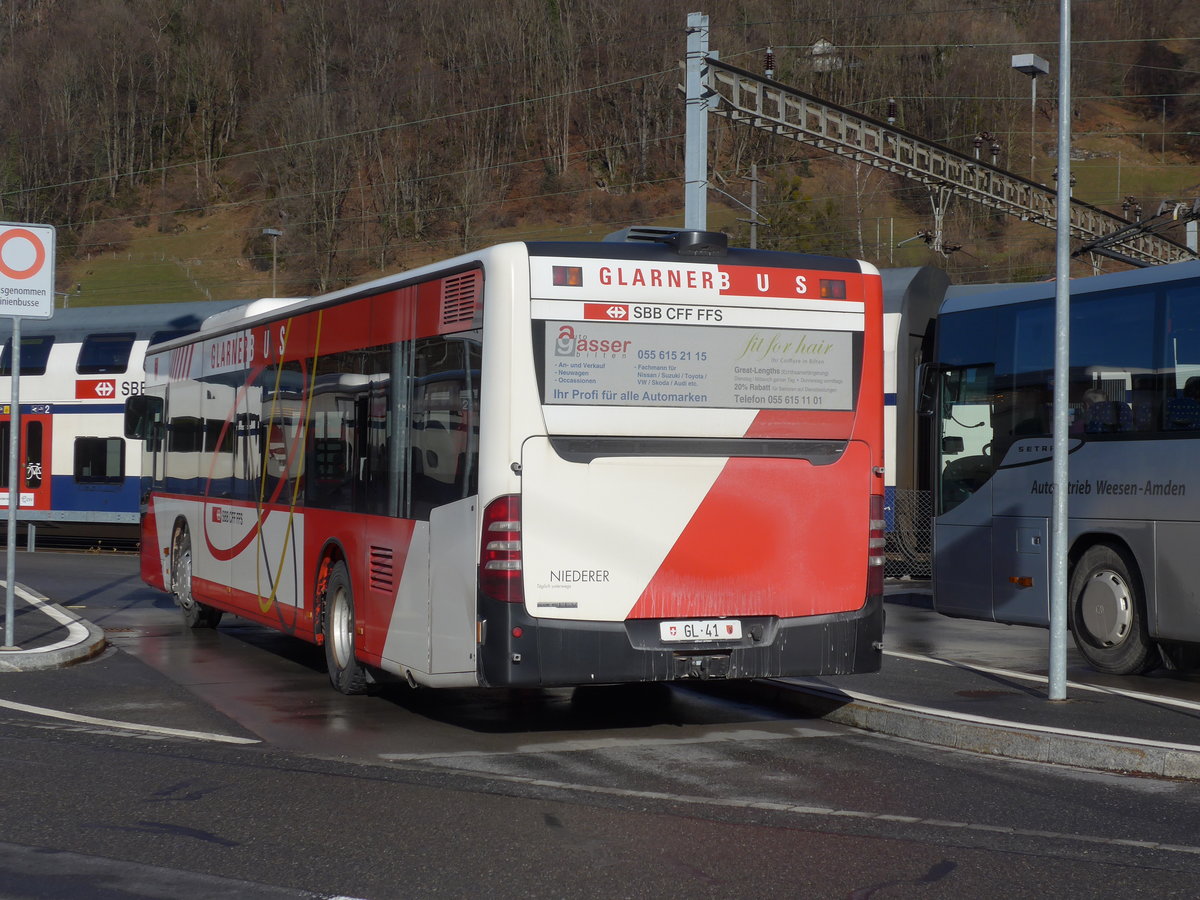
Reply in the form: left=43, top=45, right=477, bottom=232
left=1012, top=53, right=1049, bottom=181
left=262, top=228, right=282, bottom=296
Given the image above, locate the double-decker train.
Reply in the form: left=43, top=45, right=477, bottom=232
left=0, top=300, right=245, bottom=548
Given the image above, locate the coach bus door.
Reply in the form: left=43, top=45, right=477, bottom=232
left=0, top=411, right=51, bottom=518
left=932, top=364, right=996, bottom=619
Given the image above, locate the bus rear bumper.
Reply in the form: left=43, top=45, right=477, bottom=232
left=477, top=594, right=883, bottom=687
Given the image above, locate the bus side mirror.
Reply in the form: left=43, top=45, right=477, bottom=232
left=942, top=436, right=965, bottom=455
left=124, top=395, right=163, bottom=441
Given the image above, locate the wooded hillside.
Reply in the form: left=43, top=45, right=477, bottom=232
left=1, top=0, right=1196, bottom=301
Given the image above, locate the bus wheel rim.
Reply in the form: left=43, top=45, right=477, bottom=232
left=1080, top=570, right=1132, bottom=647
left=331, top=589, right=352, bottom=668
left=175, top=537, right=194, bottom=611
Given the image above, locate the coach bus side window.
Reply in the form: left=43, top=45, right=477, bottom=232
left=986, top=300, right=1053, bottom=464
left=410, top=338, right=477, bottom=521
left=1162, top=287, right=1200, bottom=431
left=1069, top=289, right=1154, bottom=436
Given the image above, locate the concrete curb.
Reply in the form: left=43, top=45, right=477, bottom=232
left=755, top=678, right=1200, bottom=781
left=0, top=584, right=107, bottom=672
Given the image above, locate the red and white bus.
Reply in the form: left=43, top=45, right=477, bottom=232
left=125, top=229, right=885, bottom=693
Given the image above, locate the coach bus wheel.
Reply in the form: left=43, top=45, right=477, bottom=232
left=323, top=561, right=367, bottom=695
left=1068, top=544, right=1155, bottom=675
left=171, top=526, right=223, bottom=629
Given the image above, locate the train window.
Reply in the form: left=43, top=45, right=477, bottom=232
left=0, top=335, right=54, bottom=375
left=149, top=328, right=192, bottom=346
left=24, top=422, right=42, bottom=489
left=74, top=437, right=125, bottom=483
left=78, top=333, right=136, bottom=375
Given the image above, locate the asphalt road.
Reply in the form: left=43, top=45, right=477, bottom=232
left=2, top=552, right=1200, bottom=898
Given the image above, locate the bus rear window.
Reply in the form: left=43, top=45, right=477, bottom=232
left=539, top=320, right=856, bottom=410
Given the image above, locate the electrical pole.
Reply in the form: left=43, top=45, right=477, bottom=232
left=684, top=13, right=709, bottom=230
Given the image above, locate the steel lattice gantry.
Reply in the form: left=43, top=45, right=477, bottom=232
left=704, top=57, right=1196, bottom=267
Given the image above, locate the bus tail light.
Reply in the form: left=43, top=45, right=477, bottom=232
left=868, top=495, right=886, bottom=596
left=480, top=495, right=523, bottom=603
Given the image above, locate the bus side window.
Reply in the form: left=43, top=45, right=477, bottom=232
left=124, top=395, right=164, bottom=452
left=410, top=338, right=476, bottom=521
left=257, top=360, right=305, bottom=504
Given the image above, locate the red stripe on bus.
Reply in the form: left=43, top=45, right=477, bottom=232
left=626, top=445, right=872, bottom=620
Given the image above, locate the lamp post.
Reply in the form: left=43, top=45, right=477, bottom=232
left=1012, top=53, right=1050, bottom=180
left=262, top=228, right=282, bottom=296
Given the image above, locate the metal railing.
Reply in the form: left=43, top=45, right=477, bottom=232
left=885, top=488, right=933, bottom=580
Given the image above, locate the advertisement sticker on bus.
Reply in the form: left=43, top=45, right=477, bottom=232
left=541, top=319, right=855, bottom=410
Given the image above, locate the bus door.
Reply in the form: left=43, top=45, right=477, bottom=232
left=417, top=338, right=480, bottom=677
left=932, top=364, right=997, bottom=619
left=0, top=409, right=51, bottom=516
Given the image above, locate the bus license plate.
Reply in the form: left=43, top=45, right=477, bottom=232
left=659, top=619, right=742, bottom=642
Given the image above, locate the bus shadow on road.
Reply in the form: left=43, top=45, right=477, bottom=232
left=371, top=678, right=830, bottom=735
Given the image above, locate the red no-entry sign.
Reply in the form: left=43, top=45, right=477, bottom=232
left=0, top=223, right=55, bottom=319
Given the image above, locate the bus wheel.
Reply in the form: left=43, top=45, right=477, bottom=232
left=1068, top=544, right=1155, bottom=675
left=171, top=526, right=222, bottom=629
left=323, top=561, right=367, bottom=695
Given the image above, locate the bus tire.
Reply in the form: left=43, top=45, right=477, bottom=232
left=323, top=561, right=367, bottom=695
left=171, top=525, right=223, bottom=629
left=1068, top=544, right=1155, bottom=675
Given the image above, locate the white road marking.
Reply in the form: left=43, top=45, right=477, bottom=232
left=787, top=678, right=1200, bottom=755
left=380, top=761, right=1200, bottom=858
left=0, top=698, right=259, bottom=745
left=886, top=649, right=1200, bottom=715
left=379, top=725, right=839, bottom=761
left=1, top=584, right=90, bottom=654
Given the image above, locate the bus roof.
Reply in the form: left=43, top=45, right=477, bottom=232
left=155, top=235, right=881, bottom=351
left=940, top=259, right=1200, bottom=316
